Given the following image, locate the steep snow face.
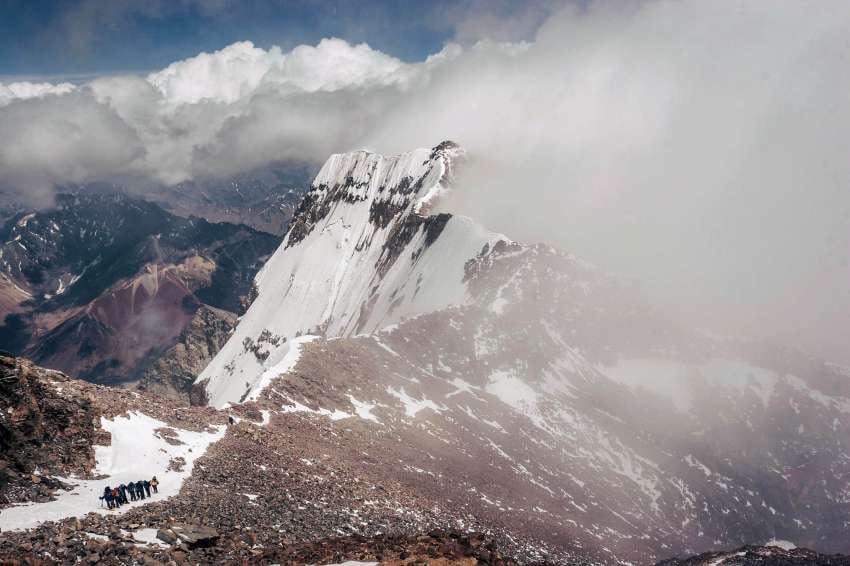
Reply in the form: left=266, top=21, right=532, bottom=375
left=203, top=335, right=319, bottom=409
left=197, top=142, right=505, bottom=407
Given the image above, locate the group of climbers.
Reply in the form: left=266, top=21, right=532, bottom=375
left=100, top=477, right=159, bottom=509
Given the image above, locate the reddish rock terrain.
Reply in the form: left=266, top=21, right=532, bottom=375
left=0, top=355, right=567, bottom=564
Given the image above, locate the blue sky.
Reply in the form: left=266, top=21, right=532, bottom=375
left=0, top=0, right=554, bottom=78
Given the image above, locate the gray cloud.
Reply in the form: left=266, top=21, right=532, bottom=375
left=389, top=0, right=850, bottom=363
left=0, top=89, right=143, bottom=207
left=0, top=0, right=848, bottom=363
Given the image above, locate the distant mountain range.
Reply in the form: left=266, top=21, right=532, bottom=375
left=0, top=181, right=305, bottom=392
left=145, top=165, right=313, bottom=236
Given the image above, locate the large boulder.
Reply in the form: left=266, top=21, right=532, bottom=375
left=156, top=524, right=219, bottom=549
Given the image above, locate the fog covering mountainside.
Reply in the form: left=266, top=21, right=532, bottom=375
left=197, top=142, right=850, bottom=563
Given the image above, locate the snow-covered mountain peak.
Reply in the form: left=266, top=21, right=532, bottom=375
left=311, top=140, right=462, bottom=198
left=197, top=141, right=499, bottom=407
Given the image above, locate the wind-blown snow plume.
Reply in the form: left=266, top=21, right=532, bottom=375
left=0, top=0, right=848, bottom=361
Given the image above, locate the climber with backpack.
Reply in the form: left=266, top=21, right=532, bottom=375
left=102, top=486, right=113, bottom=509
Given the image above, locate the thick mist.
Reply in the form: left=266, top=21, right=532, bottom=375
left=370, top=1, right=850, bottom=364
left=0, top=0, right=848, bottom=363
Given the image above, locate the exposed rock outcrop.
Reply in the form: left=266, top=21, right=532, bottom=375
left=0, top=355, right=102, bottom=506
left=155, top=523, right=219, bottom=549
left=137, top=305, right=237, bottom=404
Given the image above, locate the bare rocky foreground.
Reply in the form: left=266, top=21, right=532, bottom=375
left=0, top=355, right=564, bottom=564
left=2, top=354, right=849, bottom=565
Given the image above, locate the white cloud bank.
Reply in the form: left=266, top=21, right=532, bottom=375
left=0, top=81, right=76, bottom=106
left=0, top=37, right=425, bottom=196
left=0, top=0, right=849, bottom=361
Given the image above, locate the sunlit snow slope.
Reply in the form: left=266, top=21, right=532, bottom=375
left=197, top=142, right=503, bottom=407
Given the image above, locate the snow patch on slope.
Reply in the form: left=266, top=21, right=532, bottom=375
left=764, top=539, right=796, bottom=550
left=275, top=392, right=352, bottom=421
left=386, top=386, right=444, bottom=418
left=206, top=335, right=317, bottom=410
left=602, top=358, right=778, bottom=412
left=785, top=374, right=850, bottom=413
left=485, top=369, right=548, bottom=431
left=0, top=412, right=224, bottom=531
left=347, top=395, right=381, bottom=424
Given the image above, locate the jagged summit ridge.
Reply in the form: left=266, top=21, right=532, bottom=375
left=314, top=140, right=462, bottom=204
left=197, top=141, right=500, bottom=407
left=285, top=140, right=463, bottom=246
